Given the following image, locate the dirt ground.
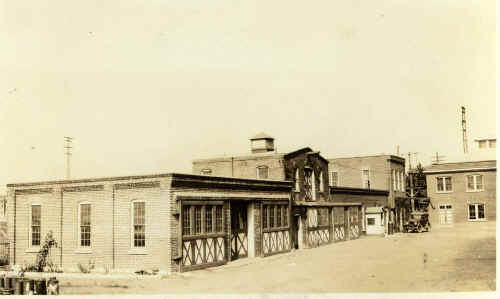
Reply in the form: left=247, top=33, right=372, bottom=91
left=58, top=221, right=496, bottom=294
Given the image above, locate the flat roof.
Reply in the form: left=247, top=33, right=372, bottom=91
left=6, top=172, right=293, bottom=189
left=423, top=160, right=497, bottom=174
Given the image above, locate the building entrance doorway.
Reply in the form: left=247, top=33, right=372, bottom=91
left=230, top=202, right=248, bottom=260
left=439, top=204, right=453, bottom=225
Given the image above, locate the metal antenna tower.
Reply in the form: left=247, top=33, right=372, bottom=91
left=461, top=106, right=468, bottom=154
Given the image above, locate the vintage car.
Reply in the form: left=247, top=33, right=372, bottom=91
left=403, top=212, right=431, bottom=233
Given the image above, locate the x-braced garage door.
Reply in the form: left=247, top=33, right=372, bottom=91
left=333, top=207, right=346, bottom=242
left=230, top=202, right=248, bottom=260
left=306, top=207, right=330, bottom=247
left=348, top=206, right=360, bottom=239
left=181, top=202, right=226, bottom=271
left=262, top=202, right=291, bottom=256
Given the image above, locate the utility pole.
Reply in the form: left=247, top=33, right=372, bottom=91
left=461, top=106, right=468, bottom=154
left=64, top=137, right=73, bottom=179
left=432, top=152, right=446, bottom=164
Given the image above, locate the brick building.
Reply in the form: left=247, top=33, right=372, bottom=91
left=6, top=173, right=292, bottom=273
left=328, top=155, right=408, bottom=233
left=193, top=133, right=389, bottom=246
left=424, top=160, right=496, bottom=226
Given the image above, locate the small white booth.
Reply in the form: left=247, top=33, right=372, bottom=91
left=365, top=206, right=385, bottom=235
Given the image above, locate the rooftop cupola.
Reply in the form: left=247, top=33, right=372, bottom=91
left=250, top=132, right=275, bottom=154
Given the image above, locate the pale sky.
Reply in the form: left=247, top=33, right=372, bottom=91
left=0, top=0, right=496, bottom=192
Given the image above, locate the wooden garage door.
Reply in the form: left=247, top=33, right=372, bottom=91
left=333, top=207, right=346, bottom=242
left=181, top=202, right=226, bottom=271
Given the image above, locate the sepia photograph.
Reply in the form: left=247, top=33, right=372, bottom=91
left=0, top=0, right=497, bottom=297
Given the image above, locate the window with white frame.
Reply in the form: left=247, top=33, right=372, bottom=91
left=436, top=176, right=452, bottom=192
left=256, top=166, right=269, bottom=179
left=295, top=168, right=300, bottom=191
left=401, top=171, right=405, bottom=191
left=466, top=174, right=484, bottom=192
left=362, top=169, right=370, bottom=189
left=329, top=171, right=338, bottom=187
left=489, top=140, right=496, bottom=148
left=31, top=204, right=41, bottom=247
left=79, top=203, right=91, bottom=247
left=468, top=203, right=485, bottom=221
left=132, top=201, right=146, bottom=247
left=478, top=140, right=487, bottom=148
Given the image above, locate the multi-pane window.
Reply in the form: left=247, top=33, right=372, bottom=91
left=216, top=206, right=223, bottom=232
left=468, top=204, right=485, bottom=221
left=392, top=169, right=396, bottom=190
left=283, top=206, right=288, bottom=226
left=466, top=175, right=484, bottom=191
left=262, top=205, right=268, bottom=228
left=194, top=206, right=202, bottom=235
left=478, top=140, right=487, bottom=148
left=489, top=140, right=496, bottom=148
left=319, top=171, right=324, bottom=192
left=362, top=169, right=370, bottom=189
left=205, top=205, right=213, bottom=233
left=262, top=204, right=289, bottom=229
left=276, top=206, right=282, bottom=227
left=182, top=206, right=191, bottom=235
left=133, top=201, right=146, bottom=247
left=269, top=206, right=275, bottom=228
left=329, top=171, right=338, bottom=187
left=79, top=203, right=91, bottom=247
left=367, top=218, right=375, bottom=225
left=183, top=204, right=224, bottom=236
left=295, top=169, right=300, bottom=191
left=318, top=208, right=329, bottom=226
left=437, top=176, right=452, bottom=192
left=31, top=205, right=41, bottom=246
left=257, top=166, right=269, bottom=179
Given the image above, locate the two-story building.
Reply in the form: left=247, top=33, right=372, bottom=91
left=423, top=160, right=496, bottom=226
left=328, top=155, right=408, bottom=233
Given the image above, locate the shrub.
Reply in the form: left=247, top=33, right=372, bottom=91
left=77, top=260, right=95, bottom=274
left=34, top=231, right=58, bottom=272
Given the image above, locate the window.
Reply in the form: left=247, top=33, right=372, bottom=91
left=318, top=208, right=329, bottom=226
left=262, top=206, right=268, bottom=228
left=215, top=206, right=223, bottom=232
left=31, top=204, right=41, bottom=247
left=263, top=204, right=289, bottom=229
left=182, top=206, right=191, bottom=235
left=329, top=171, right=338, bottom=187
left=489, top=140, right=496, bottom=148
left=79, top=203, right=91, bottom=247
left=311, top=171, right=317, bottom=200
left=468, top=204, right=486, bottom=221
left=401, top=171, right=405, bottom=191
left=205, top=205, right=213, bottom=233
left=367, top=218, right=375, bottom=225
left=319, top=171, right=324, bottom=192
left=295, top=169, right=300, bottom=192
left=362, top=169, right=370, bottom=189
left=132, top=201, right=146, bottom=247
left=392, top=169, right=396, bottom=190
left=183, top=204, right=224, bottom=236
left=467, top=174, right=484, bottom=191
left=269, top=206, right=275, bottom=228
left=437, top=176, right=452, bottom=192
left=478, top=140, right=487, bottom=148
left=194, top=206, right=202, bottom=235
left=257, top=166, right=269, bottom=179
left=201, top=169, right=212, bottom=175
left=283, top=206, right=288, bottom=227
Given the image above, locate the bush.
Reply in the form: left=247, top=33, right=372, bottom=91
left=77, top=260, right=95, bottom=274
left=34, top=231, right=58, bottom=272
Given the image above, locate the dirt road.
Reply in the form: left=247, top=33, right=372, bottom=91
left=59, top=221, right=496, bottom=294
